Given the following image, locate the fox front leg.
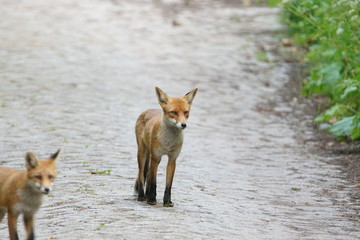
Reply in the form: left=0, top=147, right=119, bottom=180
left=24, top=214, right=35, bottom=240
left=8, top=210, right=19, bottom=240
left=163, top=159, right=176, bottom=207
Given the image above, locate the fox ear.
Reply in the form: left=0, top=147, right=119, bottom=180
left=184, top=88, right=198, bottom=105
left=155, top=87, right=169, bottom=106
left=50, top=149, right=61, bottom=162
left=25, top=152, right=39, bottom=169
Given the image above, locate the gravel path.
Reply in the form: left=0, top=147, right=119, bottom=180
left=0, top=0, right=359, bottom=239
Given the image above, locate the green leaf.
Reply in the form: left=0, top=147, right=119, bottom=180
left=350, top=113, right=360, bottom=140
left=340, top=86, right=358, bottom=99
left=321, top=48, right=338, bottom=57
left=350, top=126, right=360, bottom=140
left=318, top=62, right=343, bottom=86
left=268, top=0, right=281, bottom=7
left=314, top=104, right=349, bottom=122
left=328, top=116, right=355, bottom=138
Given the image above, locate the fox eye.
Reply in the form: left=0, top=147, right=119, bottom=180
left=170, top=111, right=178, bottom=115
left=184, top=111, right=189, bottom=115
left=48, top=175, right=54, bottom=179
left=35, top=175, right=42, bottom=180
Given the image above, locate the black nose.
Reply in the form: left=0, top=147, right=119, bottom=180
left=181, top=123, right=187, bottom=128
left=44, top=188, right=50, bottom=194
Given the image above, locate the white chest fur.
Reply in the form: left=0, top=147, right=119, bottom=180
left=157, top=124, right=184, bottom=157
left=13, top=182, right=43, bottom=216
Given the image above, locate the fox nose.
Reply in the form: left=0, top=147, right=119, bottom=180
left=44, top=187, right=50, bottom=194
left=181, top=123, right=187, bottom=129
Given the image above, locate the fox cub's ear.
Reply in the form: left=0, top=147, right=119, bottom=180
left=50, top=149, right=61, bottom=163
left=184, top=88, right=198, bottom=105
left=50, top=149, right=61, bottom=159
left=25, top=152, right=39, bottom=169
left=155, top=87, right=170, bottom=106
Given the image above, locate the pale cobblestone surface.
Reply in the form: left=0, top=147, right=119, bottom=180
left=0, top=0, right=359, bottom=239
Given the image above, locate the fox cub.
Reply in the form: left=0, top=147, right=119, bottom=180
left=0, top=150, right=60, bottom=240
left=135, top=87, right=198, bottom=207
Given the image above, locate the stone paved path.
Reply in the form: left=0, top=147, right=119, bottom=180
left=0, top=0, right=359, bottom=239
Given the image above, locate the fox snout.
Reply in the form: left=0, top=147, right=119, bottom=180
left=167, top=111, right=189, bottom=130
left=168, top=117, right=188, bottom=130
left=177, top=121, right=187, bottom=129
left=39, top=184, right=52, bottom=194
left=30, top=179, right=54, bottom=194
left=42, top=186, right=51, bottom=194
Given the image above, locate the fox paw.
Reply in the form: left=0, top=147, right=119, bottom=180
left=163, top=201, right=174, bottom=207
left=137, top=196, right=146, bottom=201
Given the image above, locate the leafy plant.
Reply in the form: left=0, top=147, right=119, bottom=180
left=276, top=0, right=360, bottom=140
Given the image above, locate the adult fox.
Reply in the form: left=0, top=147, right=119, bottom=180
left=0, top=150, right=60, bottom=240
left=135, top=87, right=198, bottom=207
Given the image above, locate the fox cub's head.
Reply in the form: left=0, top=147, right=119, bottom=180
left=156, top=87, right=198, bottom=130
left=25, top=150, right=60, bottom=194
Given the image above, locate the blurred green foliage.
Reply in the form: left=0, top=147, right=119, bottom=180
left=272, top=0, right=360, bottom=140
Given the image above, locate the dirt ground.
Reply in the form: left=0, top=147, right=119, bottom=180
left=0, top=0, right=359, bottom=239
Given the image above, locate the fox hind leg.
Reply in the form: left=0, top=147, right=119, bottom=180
left=146, top=155, right=160, bottom=205
left=136, top=145, right=149, bottom=201
left=143, top=151, right=150, bottom=184
left=0, top=207, right=5, bottom=222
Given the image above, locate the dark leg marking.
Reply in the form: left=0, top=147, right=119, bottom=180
left=14, top=231, right=19, bottom=240
left=27, top=230, right=34, bottom=240
left=136, top=180, right=146, bottom=201
left=163, top=185, right=174, bottom=207
left=146, top=177, right=157, bottom=205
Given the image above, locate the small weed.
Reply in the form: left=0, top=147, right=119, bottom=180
left=291, top=187, right=301, bottom=191
left=256, top=50, right=269, bottom=62
left=229, top=13, right=242, bottom=22
left=76, top=185, right=96, bottom=194
left=90, top=169, right=112, bottom=175
left=183, top=0, right=191, bottom=5
left=77, top=186, right=89, bottom=192
left=98, top=223, right=106, bottom=230
left=83, top=162, right=112, bottom=175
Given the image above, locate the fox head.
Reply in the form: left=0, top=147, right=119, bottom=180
left=156, top=87, right=198, bottom=130
left=25, top=150, right=60, bottom=194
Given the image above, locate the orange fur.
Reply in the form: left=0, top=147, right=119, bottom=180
left=0, top=150, right=60, bottom=240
